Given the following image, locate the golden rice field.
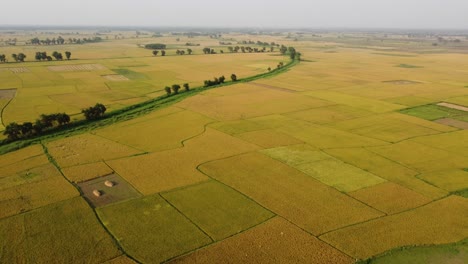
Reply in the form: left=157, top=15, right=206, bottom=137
left=1, top=31, right=467, bottom=263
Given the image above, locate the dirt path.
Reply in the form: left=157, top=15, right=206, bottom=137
left=437, top=102, right=468, bottom=112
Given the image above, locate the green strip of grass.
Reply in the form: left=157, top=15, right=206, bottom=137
left=357, top=239, right=468, bottom=264
left=400, top=104, right=468, bottom=121
left=0, top=57, right=299, bottom=155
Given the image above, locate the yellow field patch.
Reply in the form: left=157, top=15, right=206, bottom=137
left=320, top=196, right=468, bottom=260
left=384, top=95, right=434, bottom=107
left=0, top=144, right=44, bottom=168
left=304, top=90, right=405, bottom=113
left=1, top=154, right=50, bottom=177
left=46, top=133, right=143, bottom=168
left=170, top=217, right=353, bottom=264
left=61, top=162, right=114, bottom=183
left=285, top=104, right=372, bottom=124
left=410, top=130, right=468, bottom=157
left=349, top=182, right=432, bottom=214
left=95, top=110, right=214, bottom=152
left=107, top=128, right=259, bottom=195
left=417, top=170, right=468, bottom=192
left=235, top=129, right=303, bottom=148
left=209, top=120, right=266, bottom=135
left=325, top=147, right=449, bottom=199
left=200, top=152, right=383, bottom=235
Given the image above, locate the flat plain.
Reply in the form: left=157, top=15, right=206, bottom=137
left=0, top=29, right=467, bottom=263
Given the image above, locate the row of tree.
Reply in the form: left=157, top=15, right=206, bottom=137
left=145, top=43, right=166, bottom=49
left=164, top=83, right=190, bottom=95
left=29, top=37, right=102, bottom=45
left=238, top=40, right=279, bottom=46
left=35, top=51, right=71, bottom=61
left=3, top=103, right=106, bottom=141
left=152, top=50, right=166, bottom=56
left=204, top=74, right=237, bottom=87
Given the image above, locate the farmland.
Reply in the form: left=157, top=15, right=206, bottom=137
left=0, top=28, right=467, bottom=263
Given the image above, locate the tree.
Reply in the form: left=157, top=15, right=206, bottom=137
left=17, top=53, right=26, bottom=62
left=267, top=67, right=271, bottom=71
left=161, top=50, right=166, bottom=56
left=152, top=50, right=159, bottom=56
left=219, top=75, right=225, bottom=83
left=3, top=122, right=21, bottom=140
left=171, top=84, right=181, bottom=94
left=203, top=47, right=211, bottom=54
left=65, top=51, right=71, bottom=60
left=231, top=74, right=237, bottom=82
left=11, top=54, right=18, bottom=62
left=183, top=83, right=190, bottom=91
left=0, top=54, right=6, bottom=62
left=164, top=86, right=172, bottom=95
left=20, top=122, right=33, bottom=137
left=187, top=48, right=192, bottom=55
left=56, top=113, right=70, bottom=125
left=82, top=103, right=106, bottom=120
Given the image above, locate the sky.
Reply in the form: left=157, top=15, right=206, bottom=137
left=2, top=0, right=468, bottom=29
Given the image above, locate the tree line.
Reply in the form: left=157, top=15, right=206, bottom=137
left=0, top=51, right=72, bottom=63
left=3, top=103, right=106, bottom=141
left=29, top=36, right=102, bottom=45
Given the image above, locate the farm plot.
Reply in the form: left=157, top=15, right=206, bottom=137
left=0, top=197, right=122, bottom=263
left=262, top=146, right=385, bottom=192
left=103, top=74, right=129, bottom=81
left=417, top=170, right=468, bottom=192
left=0, top=144, right=44, bottom=167
left=107, top=128, right=259, bottom=195
left=78, top=173, right=142, bottom=207
left=325, top=147, right=449, bottom=199
left=435, top=118, right=468, bottom=129
left=348, top=182, right=432, bottom=214
left=162, top=181, right=274, bottom=241
left=384, top=96, right=434, bottom=107
left=199, top=152, right=384, bottom=235
left=95, top=110, right=214, bottom=152
left=234, top=129, right=303, bottom=148
left=47, top=64, right=107, bottom=72
left=327, top=113, right=453, bottom=143
left=285, top=104, right=372, bottom=125
left=0, top=164, right=78, bottom=219
left=97, top=194, right=211, bottom=263
left=320, top=196, right=468, bottom=260
left=367, top=141, right=468, bottom=173
left=46, top=133, right=143, bottom=168
left=61, top=161, right=114, bottom=183
left=410, top=130, right=468, bottom=157
left=169, top=217, right=353, bottom=264
left=400, top=104, right=468, bottom=122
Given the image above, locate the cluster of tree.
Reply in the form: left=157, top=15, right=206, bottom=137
left=227, top=46, right=273, bottom=53
left=0, top=54, right=6, bottom=62
left=219, top=41, right=233, bottom=45
left=11, top=53, right=26, bottom=62
left=203, top=74, right=237, bottom=87
left=34, top=51, right=71, bottom=61
left=164, top=83, right=190, bottom=95
left=176, top=49, right=192, bottom=55
left=145, top=43, right=166, bottom=49
left=238, top=40, right=279, bottom=46
left=152, top=50, right=166, bottom=56
left=202, top=48, right=216, bottom=54
left=185, top=42, right=200, bottom=46
left=29, top=36, right=102, bottom=45
left=81, top=103, right=106, bottom=120
left=3, top=113, right=70, bottom=141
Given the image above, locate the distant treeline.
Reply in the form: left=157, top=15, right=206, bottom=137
left=29, top=36, right=102, bottom=45
left=145, top=43, right=167, bottom=49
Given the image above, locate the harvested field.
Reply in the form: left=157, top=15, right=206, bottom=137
left=78, top=173, right=142, bottom=207
left=61, top=161, right=114, bottom=183
left=200, top=152, right=384, bottom=235
left=0, top=197, right=122, bottom=263
left=47, top=64, right=107, bottom=72
left=107, top=128, right=258, bottom=195
left=320, top=196, right=468, bottom=260
left=383, top=80, right=421, bottom=85
left=349, top=182, right=432, bottom=214
left=435, top=118, right=468, bottom=129
left=437, top=102, right=468, bottom=112
left=162, top=181, right=274, bottom=241
left=169, top=217, right=353, bottom=264
left=46, top=133, right=142, bottom=168
left=97, top=194, right=211, bottom=263
left=8, top=67, right=30, bottom=73
left=103, top=74, right=130, bottom=81
left=0, top=88, right=16, bottom=99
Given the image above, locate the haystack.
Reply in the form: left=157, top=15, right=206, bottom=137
left=105, top=180, right=115, bottom=187
left=93, top=189, right=102, bottom=197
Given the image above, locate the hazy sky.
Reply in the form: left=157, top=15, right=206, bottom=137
left=2, top=0, right=468, bottom=29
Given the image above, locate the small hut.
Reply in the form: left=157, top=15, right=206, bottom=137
left=104, top=180, right=115, bottom=187
left=93, top=189, right=102, bottom=197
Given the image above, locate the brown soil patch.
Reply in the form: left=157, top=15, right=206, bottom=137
left=0, top=89, right=16, bottom=99
left=47, top=64, right=107, bottom=72
left=435, top=118, right=468, bottom=129
left=78, top=173, right=141, bottom=207
left=437, top=102, right=468, bottom=112
left=8, top=67, right=30, bottom=73
left=169, top=217, right=353, bottom=264
left=383, top=80, right=421, bottom=85
left=103, top=75, right=129, bottom=81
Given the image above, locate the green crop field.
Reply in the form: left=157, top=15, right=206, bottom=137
left=0, top=27, right=467, bottom=264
